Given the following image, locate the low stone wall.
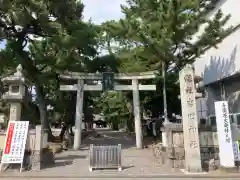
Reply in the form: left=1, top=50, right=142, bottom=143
left=157, top=124, right=220, bottom=170
left=0, top=129, right=96, bottom=151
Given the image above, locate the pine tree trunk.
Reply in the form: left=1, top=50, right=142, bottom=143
left=35, top=84, right=54, bottom=141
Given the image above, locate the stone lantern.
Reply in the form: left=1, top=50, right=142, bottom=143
left=1, top=65, right=27, bottom=122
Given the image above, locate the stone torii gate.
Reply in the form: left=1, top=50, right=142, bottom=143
left=59, top=71, right=156, bottom=150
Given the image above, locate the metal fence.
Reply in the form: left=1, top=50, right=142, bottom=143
left=89, top=144, right=122, bottom=171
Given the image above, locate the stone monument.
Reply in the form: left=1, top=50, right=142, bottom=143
left=179, top=64, right=202, bottom=173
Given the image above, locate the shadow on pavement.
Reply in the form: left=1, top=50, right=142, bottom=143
left=55, top=155, right=87, bottom=161
left=122, top=165, right=134, bottom=170
left=42, top=160, right=73, bottom=170
left=42, top=154, right=87, bottom=170
left=83, top=130, right=136, bottom=149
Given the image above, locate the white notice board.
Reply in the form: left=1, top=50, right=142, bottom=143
left=214, top=101, right=235, bottom=167
left=0, top=121, right=29, bottom=170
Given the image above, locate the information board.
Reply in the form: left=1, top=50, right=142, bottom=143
left=0, top=121, right=29, bottom=166
left=215, top=101, right=235, bottom=167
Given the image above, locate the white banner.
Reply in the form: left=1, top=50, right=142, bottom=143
left=215, top=101, right=234, bottom=167
left=1, top=121, right=29, bottom=164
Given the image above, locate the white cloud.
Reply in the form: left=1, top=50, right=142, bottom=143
left=82, top=0, right=126, bottom=24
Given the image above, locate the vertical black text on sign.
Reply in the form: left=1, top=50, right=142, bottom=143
left=184, top=74, right=194, bottom=94
left=187, top=97, right=194, bottom=107
left=189, top=140, right=198, bottom=148
left=187, top=111, right=196, bottom=128
left=188, top=114, right=198, bottom=149
left=188, top=125, right=197, bottom=133
left=222, top=103, right=230, bottom=143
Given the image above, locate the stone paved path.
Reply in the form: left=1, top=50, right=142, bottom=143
left=0, top=130, right=239, bottom=179
left=0, top=130, right=178, bottom=177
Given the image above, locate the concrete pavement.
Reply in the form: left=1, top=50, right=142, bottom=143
left=1, top=176, right=240, bottom=180
left=0, top=130, right=240, bottom=179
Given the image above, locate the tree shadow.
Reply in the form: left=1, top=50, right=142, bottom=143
left=202, top=45, right=237, bottom=85
left=83, top=129, right=164, bottom=150
left=41, top=154, right=87, bottom=170
left=122, top=165, right=134, bottom=170
left=55, top=155, right=87, bottom=161
left=202, top=45, right=238, bottom=115
left=83, top=130, right=136, bottom=149
left=42, top=160, right=73, bottom=169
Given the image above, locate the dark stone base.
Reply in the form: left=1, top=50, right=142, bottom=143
left=41, top=148, right=55, bottom=166
left=30, top=149, right=54, bottom=171
left=219, top=166, right=240, bottom=173
left=31, top=151, right=41, bottom=171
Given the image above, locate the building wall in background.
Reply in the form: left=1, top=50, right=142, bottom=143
left=194, top=0, right=240, bottom=123
left=194, top=0, right=240, bottom=85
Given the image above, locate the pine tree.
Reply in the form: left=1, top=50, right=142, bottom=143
left=106, top=0, right=233, bottom=70
left=102, top=0, right=234, bottom=121
left=0, top=0, right=98, bottom=129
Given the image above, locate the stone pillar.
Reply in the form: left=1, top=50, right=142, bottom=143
left=74, top=79, right=84, bottom=150
left=31, top=125, right=42, bottom=170
left=9, top=102, right=22, bottom=121
left=132, top=79, right=143, bottom=149
left=179, top=65, right=202, bottom=172
left=162, top=131, right=168, bottom=147
left=93, top=123, right=96, bottom=129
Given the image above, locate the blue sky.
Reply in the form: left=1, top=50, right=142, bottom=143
left=0, top=0, right=125, bottom=49
left=0, top=41, right=4, bottom=49
left=82, top=0, right=126, bottom=24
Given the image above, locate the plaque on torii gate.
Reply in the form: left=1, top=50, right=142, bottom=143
left=102, top=72, right=114, bottom=91
left=59, top=71, right=157, bottom=150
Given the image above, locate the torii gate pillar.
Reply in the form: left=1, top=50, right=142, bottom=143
left=132, top=79, right=142, bottom=148
left=74, top=80, right=84, bottom=150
